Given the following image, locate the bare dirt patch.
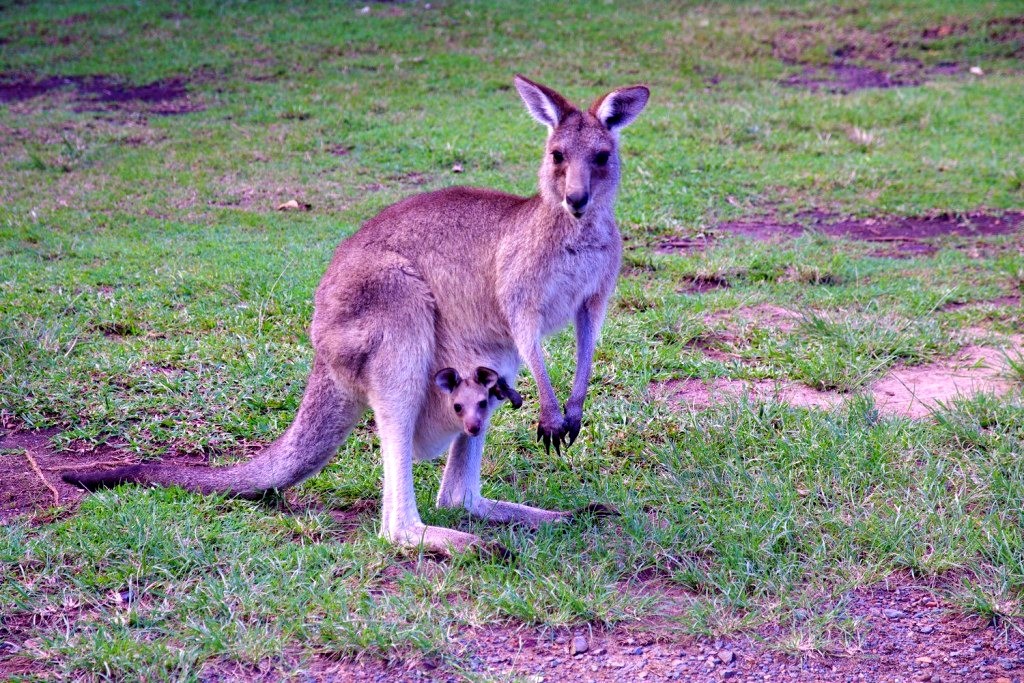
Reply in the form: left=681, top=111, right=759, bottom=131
left=770, top=19, right=992, bottom=93
left=782, top=63, right=922, bottom=93
left=942, top=294, right=1022, bottom=312
left=679, top=274, right=730, bottom=294
left=7, top=571, right=1020, bottom=681
left=656, top=330, right=1024, bottom=419
left=655, top=376, right=843, bottom=410
left=654, top=235, right=713, bottom=255
left=0, top=428, right=206, bottom=523
left=706, top=303, right=805, bottom=334
left=0, top=73, right=203, bottom=116
left=659, top=211, right=1024, bottom=257
left=820, top=211, right=1024, bottom=242
left=988, top=16, right=1024, bottom=54
left=873, top=341, right=1022, bottom=418
left=405, top=573, right=1021, bottom=683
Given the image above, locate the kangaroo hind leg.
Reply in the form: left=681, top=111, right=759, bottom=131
left=437, top=433, right=567, bottom=526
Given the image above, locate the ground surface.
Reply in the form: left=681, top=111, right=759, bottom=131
left=2, top=1, right=1024, bottom=681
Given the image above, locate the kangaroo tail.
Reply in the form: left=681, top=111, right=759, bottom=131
left=63, top=358, right=362, bottom=498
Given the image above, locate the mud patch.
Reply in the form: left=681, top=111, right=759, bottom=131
left=0, top=73, right=202, bottom=116
left=0, top=428, right=205, bottom=523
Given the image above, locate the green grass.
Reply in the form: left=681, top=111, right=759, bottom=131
left=2, top=0, right=1024, bottom=679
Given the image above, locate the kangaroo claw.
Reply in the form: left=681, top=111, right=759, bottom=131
left=573, top=502, right=620, bottom=518
left=564, top=415, right=582, bottom=447
left=537, top=420, right=566, bottom=456
left=476, top=540, right=516, bottom=562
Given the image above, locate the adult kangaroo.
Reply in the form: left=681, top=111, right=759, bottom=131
left=65, top=75, right=649, bottom=555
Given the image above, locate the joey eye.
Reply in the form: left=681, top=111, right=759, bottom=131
left=594, top=151, right=610, bottom=166
left=478, top=400, right=487, bottom=410
left=551, top=150, right=564, bottom=164
left=454, top=404, right=462, bottom=414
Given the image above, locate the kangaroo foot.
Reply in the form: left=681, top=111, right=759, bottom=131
left=384, top=523, right=509, bottom=559
left=466, top=497, right=569, bottom=527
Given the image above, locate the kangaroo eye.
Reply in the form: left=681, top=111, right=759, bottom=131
left=594, top=151, right=610, bottom=166
left=454, top=404, right=462, bottom=414
left=551, top=150, right=564, bottom=164
left=478, top=400, right=487, bottom=410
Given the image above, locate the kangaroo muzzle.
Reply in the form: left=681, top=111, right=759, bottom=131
left=565, top=190, right=589, bottom=217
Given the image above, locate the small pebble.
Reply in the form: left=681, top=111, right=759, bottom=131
left=570, top=636, right=589, bottom=656
left=883, top=608, right=906, bottom=619
left=919, top=625, right=934, bottom=634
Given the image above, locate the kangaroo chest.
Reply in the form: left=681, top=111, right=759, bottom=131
left=538, top=229, right=619, bottom=335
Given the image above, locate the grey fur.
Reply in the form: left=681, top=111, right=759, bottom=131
left=63, top=75, right=649, bottom=556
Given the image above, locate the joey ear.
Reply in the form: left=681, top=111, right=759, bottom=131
left=493, top=377, right=524, bottom=409
left=514, top=74, right=573, bottom=132
left=434, top=368, right=461, bottom=393
left=475, top=367, right=498, bottom=389
left=589, top=85, right=650, bottom=132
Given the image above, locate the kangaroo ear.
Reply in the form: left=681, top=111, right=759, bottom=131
left=475, top=366, right=498, bottom=389
left=514, top=74, right=573, bottom=131
left=589, top=85, right=649, bottom=132
left=492, top=377, right=524, bottom=409
left=434, top=368, right=460, bottom=393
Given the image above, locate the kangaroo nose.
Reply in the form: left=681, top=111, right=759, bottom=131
left=566, top=191, right=589, bottom=214
left=467, top=424, right=481, bottom=436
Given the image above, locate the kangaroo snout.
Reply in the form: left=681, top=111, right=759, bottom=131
left=565, top=190, right=590, bottom=217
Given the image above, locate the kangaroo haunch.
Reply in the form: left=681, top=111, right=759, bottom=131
left=64, top=75, right=649, bottom=556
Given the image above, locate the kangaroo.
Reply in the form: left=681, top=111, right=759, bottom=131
left=64, top=75, right=649, bottom=556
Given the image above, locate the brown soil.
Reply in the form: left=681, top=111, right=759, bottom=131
left=781, top=63, right=921, bottom=93
left=656, top=328, right=1024, bottom=419
left=0, top=73, right=202, bottom=116
left=0, top=428, right=205, bottom=523
left=989, top=16, right=1024, bottom=54
left=942, top=294, right=1022, bottom=312
left=175, top=572, right=1023, bottom=682
left=4, top=434, right=1023, bottom=681
left=770, top=19, right=990, bottom=94
left=654, top=235, right=713, bottom=255
left=659, top=212, right=1024, bottom=257
left=656, top=376, right=844, bottom=411
left=705, top=303, right=805, bottom=334
left=679, top=274, right=730, bottom=294
left=819, top=212, right=1024, bottom=242
left=872, top=342, right=1021, bottom=419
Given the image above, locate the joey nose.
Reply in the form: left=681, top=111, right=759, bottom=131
left=566, top=191, right=589, bottom=215
left=467, top=424, right=481, bottom=436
